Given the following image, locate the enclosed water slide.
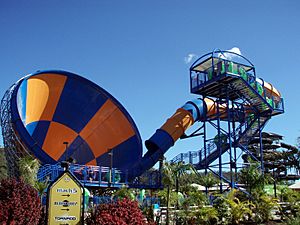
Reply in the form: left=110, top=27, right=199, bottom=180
left=147, top=78, right=281, bottom=150
left=129, top=79, right=281, bottom=177
left=130, top=52, right=284, bottom=180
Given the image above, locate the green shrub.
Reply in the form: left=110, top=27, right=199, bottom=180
left=213, top=195, right=232, bottom=225
left=252, top=191, right=278, bottom=223
left=194, top=206, right=218, bottom=225
left=285, top=214, right=300, bottom=225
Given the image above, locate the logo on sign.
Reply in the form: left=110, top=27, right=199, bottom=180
left=64, top=177, right=71, bottom=182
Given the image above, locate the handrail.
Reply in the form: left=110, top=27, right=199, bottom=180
left=170, top=112, right=269, bottom=166
left=37, top=163, right=126, bottom=186
left=190, top=60, right=283, bottom=112
left=190, top=49, right=255, bottom=71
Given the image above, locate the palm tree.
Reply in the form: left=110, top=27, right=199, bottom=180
left=172, top=162, right=196, bottom=200
left=18, top=155, right=40, bottom=186
left=18, top=155, right=50, bottom=208
left=161, top=161, right=196, bottom=225
left=239, top=161, right=266, bottom=195
left=34, top=179, right=49, bottom=203
left=161, top=161, right=174, bottom=225
left=198, top=173, right=219, bottom=194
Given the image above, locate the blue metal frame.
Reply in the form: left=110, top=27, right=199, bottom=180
left=171, top=50, right=284, bottom=194
left=0, top=81, right=32, bottom=176
left=37, top=163, right=162, bottom=189
left=38, top=163, right=127, bottom=188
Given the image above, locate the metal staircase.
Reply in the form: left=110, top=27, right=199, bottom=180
left=170, top=113, right=270, bottom=169
left=171, top=51, right=284, bottom=188
left=230, top=78, right=271, bottom=113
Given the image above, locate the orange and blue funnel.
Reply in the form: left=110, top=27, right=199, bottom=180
left=11, top=70, right=142, bottom=170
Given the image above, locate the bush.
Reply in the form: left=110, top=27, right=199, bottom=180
left=0, top=178, right=41, bottom=225
left=285, top=214, right=300, bottom=225
left=252, top=191, right=278, bottom=223
left=194, top=206, right=218, bottom=225
left=157, top=189, right=178, bottom=207
left=213, top=195, right=232, bottom=225
left=37, top=206, right=47, bottom=225
left=113, top=186, right=135, bottom=200
left=86, top=198, right=147, bottom=225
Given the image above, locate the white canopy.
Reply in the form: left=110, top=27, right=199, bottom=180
left=289, top=182, right=300, bottom=190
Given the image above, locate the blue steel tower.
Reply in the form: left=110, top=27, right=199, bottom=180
left=169, top=50, right=284, bottom=193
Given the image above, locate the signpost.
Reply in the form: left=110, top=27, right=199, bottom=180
left=47, top=171, right=84, bottom=225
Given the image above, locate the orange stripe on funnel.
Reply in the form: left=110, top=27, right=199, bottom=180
left=86, top=159, right=97, bottom=166
left=161, top=108, right=194, bottom=142
left=42, top=122, right=78, bottom=161
left=25, top=74, right=67, bottom=125
left=80, top=99, right=135, bottom=158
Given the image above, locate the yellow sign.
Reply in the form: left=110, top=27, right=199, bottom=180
left=48, top=172, right=83, bottom=225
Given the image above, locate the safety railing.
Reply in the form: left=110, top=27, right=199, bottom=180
left=191, top=59, right=284, bottom=113
left=170, top=111, right=268, bottom=167
left=37, top=163, right=126, bottom=187
left=191, top=59, right=255, bottom=91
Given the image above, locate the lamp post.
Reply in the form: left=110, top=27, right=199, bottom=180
left=61, top=141, right=69, bottom=171
left=63, top=141, right=69, bottom=160
left=108, top=149, right=114, bottom=187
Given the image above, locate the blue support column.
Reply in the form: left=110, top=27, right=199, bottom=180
left=203, top=119, right=208, bottom=196
left=217, top=99, right=222, bottom=193
left=258, top=116, right=264, bottom=174
left=99, top=166, right=102, bottom=185
left=231, top=105, right=238, bottom=182
left=226, top=88, right=234, bottom=189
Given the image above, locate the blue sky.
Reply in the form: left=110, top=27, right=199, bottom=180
left=0, top=0, right=300, bottom=161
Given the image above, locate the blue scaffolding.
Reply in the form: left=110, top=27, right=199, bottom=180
left=171, top=50, right=284, bottom=193
left=37, top=162, right=162, bottom=189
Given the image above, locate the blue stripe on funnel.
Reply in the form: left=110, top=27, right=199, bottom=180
left=26, top=121, right=51, bottom=147
left=16, top=79, right=27, bottom=124
left=58, top=135, right=95, bottom=165
left=53, top=77, right=108, bottom=133
left=96, top=135, right=142, bottom=170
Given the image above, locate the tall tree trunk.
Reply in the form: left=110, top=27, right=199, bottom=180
left=166, top=185, right=170, bottom=225
left=176, top=176, right=179, bottom=210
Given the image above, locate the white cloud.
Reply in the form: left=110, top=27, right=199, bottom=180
left=218, top=47, right=242, bottom=60
left=184, top=53, right=197, bottom=64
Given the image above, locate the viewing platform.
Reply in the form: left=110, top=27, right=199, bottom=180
left=189, top=51, right=284, bottom=115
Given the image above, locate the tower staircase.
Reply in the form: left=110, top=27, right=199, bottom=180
left=170, top=52, right=284, bottom=191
